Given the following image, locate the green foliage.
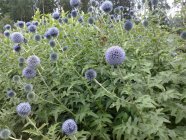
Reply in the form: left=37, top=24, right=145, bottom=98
left=0, top=6, right=186, bottom=140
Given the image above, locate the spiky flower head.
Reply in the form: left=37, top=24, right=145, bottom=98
left=16, top=102, right=31, bottom=117
left=17, top=21, right=24, bottom=28
left=62, top=119, right=77, bottom=135
left=26, top=22, right=31, bottom=27
left=18, top=57, right=25, bottom=63
left=13, top=45, right=21, bottom=52
left=85, top=69, right=97, bottom=81
left=63, top=46, right=68, bottom=51
left=88, top=17, right=94, bottom=24
left=27, top=92, right=36, bottom=101
left=50, top=52, right=58, bottom=62
left=71, top=10, right=78, bottom=18
left=90, top=0, right=98, bottom=7
left=34, top=34, right=41, bottom=41
left=26, top=55, right=40, bottom=68
left=0, top=129, right=11, bottom=139
left=78, top=16, right=83, bottom=23
left=4, top=24, right=11, bottom=30
left=124, top=20, right=133, bottom=31
left=151, top=0, right=158, bottom=6
left=114, top=7, right=121, bottom=14
left=33, top=21, right=39, bottom=26
left=100, top=1, right=113, bottom=13
left=180, top=31, right=186, bottom=40
left=28, top=24, right=37, bottom=33
left=142, top=19, right=148, bottom=27
left=52, top=11, right=60, bottom=20
left=70, top=0, right=81, bottom=7
left=12, top=75, right=21, bottom=83
left=24, top=83, right=33, bottom=93
left=49, top=40, right=56, bottom=47
left=4, top=30, right=10, bottom=37
left=105, top=46, right=126, bottom=66
left=44, top=30, right=51, bottom=40
left=6, top=89, right=16, bottom=98
left=22, top=67, right=36, bottom=79
left=48, top=27, right=59, bottom=37
left=10, top=32, right=24, bottom=43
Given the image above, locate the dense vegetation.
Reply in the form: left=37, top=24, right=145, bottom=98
left=0, top=0, right=186, bottom=140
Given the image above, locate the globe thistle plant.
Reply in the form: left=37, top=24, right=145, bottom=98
left=33, top=21, right=39, bottom=26
left=49, top=40, right=56, bottom=47
left=63, top=18, right=68, bottom=23
left=22, top=67, right=36, bottom=79
left=26, top=55, right=40, bottom=68
left=62, top=119, right=78, bottom=135
left=124, top=20, right=133, bottom=31
left=26, top=22, right=31, bottom=27
left=44, top=31, right=51, bottom=40
left=10, top=32, right=24, bottom=43
left=85, top=69, right=97, bottom=81
left=100, top=1, right=113, bottom=13
left=105, top=46, right=126, bottom=66
left=16, top=102, right=31, bottom=117
left=18, top=57, right=25, bottom=63
left=70, top=0, right=81, bottom=7
left=78, top=16, right=83, bottom=23
left=63, top=46, right=68, bottom=51
left=0, top=129, right=11, bottom=139
left=90, top=0, right=98, bottom=7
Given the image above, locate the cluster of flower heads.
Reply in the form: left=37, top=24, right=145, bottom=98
left=22, top=55, right=40, bottom=79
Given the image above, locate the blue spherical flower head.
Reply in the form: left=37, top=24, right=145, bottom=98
left=4, top=30, right=10, bottom=37
left=44, top=30, right=51, bottom=40
left=48, top=27, right=59, bottom=37
left=24, top=83, right=33, bottom=93
left=70, top=0, right=81, bottom=7
left=26, top=55, right=40, bottom=68
left=35, top=34, right=41, bottom=41
left=33, top=21, right=39, bottom=26
left=142, top=20, right=148, bottom=27
left=71, top=10, right=78, bottom=18
left=16, top=102, right=31, bottom=117
left=180, top=31, right=186, bottom=40
left=26, top=22, right=31, bottom=27
left=124, top=20, right=133, bottom=31
left=0, top=129, right=11, bottom=139
left=88, top=6, right=94, bottom=13
left=105, top=46, right=126, bottom=66
left=4, top=24, right=11, bottom=30
left=17, top=21, right=24, bottom=28
left=100, top=1, right=113, bottom=13
left=10, top=32, right=24, bottom=43
left=13, top=45, right=21, bottom=52
left=151, top=0, right=158, bottom=6
left=90, top=0, right=98, bottom=7
left=18, top=57, right=25, bottom=63
left=22, top=67, right=36, bottom=79
left=49, top=40, right=56, bottom=47
left=7, top=89, right=16, bottom=98
left=28, top=24, right=37, bottom=33
left=78, top=16, right=83, bottom=23
left=114, top=7, right=121, bottom=14
left=88, top=17, right=94, bottom=24
left=63, top=18, right=68, bottom=23
left=50, top=52, right=58, bottom=62
left=62, top=119, right=77, bottom=135
left=12, top=75, right=21, bottom=82
left=85, top=69, right=97, bottom=81
left=27, top=92, right=36, bottom=101
left=52, top=11, right=60, bottom=20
